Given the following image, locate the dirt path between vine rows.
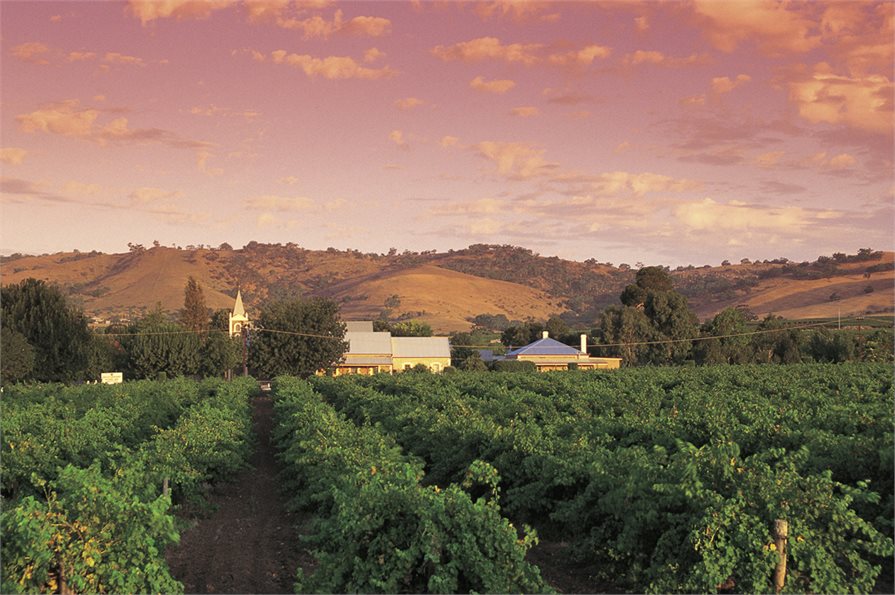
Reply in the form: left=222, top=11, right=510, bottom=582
left=166, top=395, right=313, bottom=594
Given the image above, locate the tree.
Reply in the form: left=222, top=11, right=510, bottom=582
left=597, top=305, right=655, bottom=365
left=695, top=307, right=751, bottom=365
left=0, top=279, right=90, bottom=381
left=250, top=297, right=347, bottom=378
left=119, top=307, right=201, bottom=379
left=375, top=320, right=433, bottom=337
left=180, top=276, right=208, bottom=333
left=1, top=327, right=35, bottom=384
left=750, top=315, right=802, bottom=363
left=643, top=291, right=699, bottom=363
left=198, top=332, right=240, bottom=378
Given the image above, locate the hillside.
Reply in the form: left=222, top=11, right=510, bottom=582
left=1, top=244, right=892, bottom=332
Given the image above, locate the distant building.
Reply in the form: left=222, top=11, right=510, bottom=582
left=228, top=290, right=251, bottom=337
left=502, top=331, right=621, bottom=371
left=334, top=322, right=451, bottom=375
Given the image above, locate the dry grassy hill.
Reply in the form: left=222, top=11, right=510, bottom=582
left=2, top=245, right=892, bottom=332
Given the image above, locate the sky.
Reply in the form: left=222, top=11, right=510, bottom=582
left=1, top=0, right=893, bottom=267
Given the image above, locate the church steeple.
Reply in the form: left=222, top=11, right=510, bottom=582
left=228, top=289, right=250, bottom=337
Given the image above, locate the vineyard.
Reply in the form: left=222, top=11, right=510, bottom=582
left=2, top=365, right=893, bottom=594
left=1, top=377, right=257, bottom=593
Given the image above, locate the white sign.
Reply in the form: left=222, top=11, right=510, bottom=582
left=101, top=372, right=123, bottom=384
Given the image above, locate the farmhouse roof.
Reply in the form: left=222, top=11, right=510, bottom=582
left=345, top=331, right=393, bottom=355
left=391, top=336, right=451, bottom=358
left=506, top=337, right=582, bottom=357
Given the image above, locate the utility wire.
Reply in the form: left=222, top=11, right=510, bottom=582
left=94, top=318, right=867, bottom=350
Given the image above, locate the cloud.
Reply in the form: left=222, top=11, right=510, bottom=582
left=279, top=176, right=299, bottom=185
left=542, top=87, right=594, bottom=105
left=470, top=75, right=516, bottom=94
left=128, top=0, right=235, bottom=25
left=755, top=151, right=785, bottom=167
left=590, top=171, right=701, bottom=197
left=67, top=51, right=97, bottom=62
left=547, top=44, right=611, bottom=67
left=268, top=50, right=395, bottom=79
left=473, top=0, right=559, bottom=22
left=432, top=37, right=543, bottom=66
left=0, top=148, right=28, bottom=165
left=63, top=180, right=102, bottom=196
left=395, top=97, right=426, bottom=110
left=17, top=100, right=100, bottom=136
left=711, top=74, right=751, bottom=94
left=17, top=100, right=212, bottom=150
left=389, top=129, right=409, bottom=149
left=674, top=197, right=832, bottom=233
left=510, top=106, right=539, bottom=117
left=623, top=50, right=709, bottom=67
left=431, top=197, right=504, bottom=216
left=245, top=194, right=315, bottom=211
left=189, top=105, right=260, bottom=119
left=104, top=52, right=146, bottom=66
left=433, top=37, right=609, bottom=69
left=473, top=141, right=557, bottom=179
left=788, top=67, right=893, bottom=134
left=129, top=187, right=184, bottom=204
left=692, top=0, right=821, bottom=55
left=258, top=8, right=391, bottom=39
left=11, top=42, right=51, bottom=64
left=827, top=153, right=857, bottom=170
left=363, top=47, right=385, bottom=63
left=440, top=136, right=460, bottom=148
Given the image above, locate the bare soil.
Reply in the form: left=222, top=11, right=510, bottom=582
left=165, top=395, right=313, bottom=594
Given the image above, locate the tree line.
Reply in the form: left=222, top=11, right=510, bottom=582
left=1, top=277, right=346, bottom=384
left=452, top=266, right=893, bottom=370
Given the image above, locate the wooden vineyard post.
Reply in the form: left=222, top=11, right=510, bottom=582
left=773, top=519, right=789, bottom=594
left=163, top=477, right=170, bottom=498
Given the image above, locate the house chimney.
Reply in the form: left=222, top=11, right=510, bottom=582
left=542, top=330, right=549, bottom=339
left=580, top=333, right=588, bottom=354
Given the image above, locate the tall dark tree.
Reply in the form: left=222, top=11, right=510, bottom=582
left=1, top=327, right=35, bottom=384
left=597, top=305, right=655, bottom=365
left=180, top=276, right=208, bottom=333
left=120, top=307, right=201, bottom=379
left=695, top=307, right=751, bottom=365
left=250, top=297, right=347, bottom=378
left=0, top=279, right=90, bottom=381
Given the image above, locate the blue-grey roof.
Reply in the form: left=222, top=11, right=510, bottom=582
left=506, top=337, right=582, bottom=357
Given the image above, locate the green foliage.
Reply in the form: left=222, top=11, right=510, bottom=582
left=491, top=360, right=537, bottom=373
left=312, top=365, right=894, bottom=593
left=118, top=308, right=202, bottom=379
left=251, top=297, right=347, bottom=378
left=376, top=319, right=433, bottom=337
left=271, top=377, right=552, bottom=594
left=0, top=278, right=90, bottom=381
left=696, top=307, right=751, bottom=365
left=1, top=377, right=256, bottom=594
left=1, top=327, right=35, bottom=384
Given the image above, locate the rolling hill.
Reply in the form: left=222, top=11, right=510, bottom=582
left=1, top=244, right=891, bottom=332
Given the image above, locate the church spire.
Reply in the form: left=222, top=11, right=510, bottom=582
left=232, top=289, right=246, bottom=318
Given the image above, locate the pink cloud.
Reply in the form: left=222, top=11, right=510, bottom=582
left=711, top=74, right=751, bottom=94
left=473, top=1, right=559, bottom=22
left=470, top=75, right=516, bottom=94
left=433, top=37, right=543, bottom=66
left=0, top=148, right=28, bottom=165
left=788, top=66, right=893, bottom=134
left=473, top=141, right=557, bottom=179
left=692, top=0, right=821, bottom=55
left=510, top=106, right=539, bottom=118
left=11, top=42, right=51, bottom=64
left=104, top=52, right=146, bottom=66
left=623, top=50, right=710, bottom=68
left=17, top=100, right=99, bottom=136
left=268, top=50, right=395, bottom=80
left=547, top=44, right=612, bottom=66
left=395, top=97, right=426, bottom=110
left=128, top=0, right=234, bottom=25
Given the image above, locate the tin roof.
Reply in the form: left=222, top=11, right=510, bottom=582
left=345, top=331, right=393, bottom=355
left=391, top=336, right=451, bottom=358
left=506, top=337, right=582, bottom=357
left=345, top=321, right=374, bottom=332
